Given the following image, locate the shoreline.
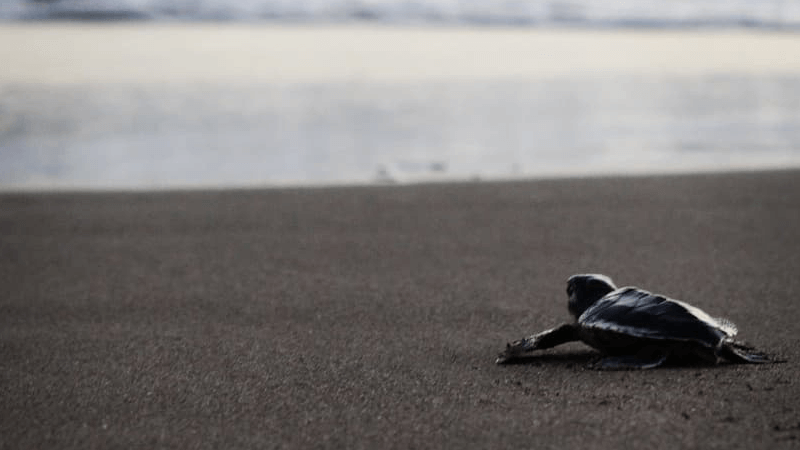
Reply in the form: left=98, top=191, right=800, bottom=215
left=3, top=166, right=800, bottom=194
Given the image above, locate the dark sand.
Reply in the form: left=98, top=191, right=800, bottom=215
left=2, top=170, right=799, bottom=449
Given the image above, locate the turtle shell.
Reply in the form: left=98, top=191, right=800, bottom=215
left=578, top=287, right=737, bottom=349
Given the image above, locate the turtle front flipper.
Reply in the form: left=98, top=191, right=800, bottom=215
left=588, top=352, right=668, bottom=370
left=496, top=323, right=579, bottom=364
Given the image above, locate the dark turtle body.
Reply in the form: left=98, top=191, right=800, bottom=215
left=496, top=274, right=776, bottom=370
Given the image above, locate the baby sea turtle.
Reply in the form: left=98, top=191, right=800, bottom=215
left=496, top=274, right=776, bottom=369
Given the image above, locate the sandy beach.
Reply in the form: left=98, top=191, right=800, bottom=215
left=1, top=170, right=799, bottom=448
left=2, top=24, right=800, bottom=86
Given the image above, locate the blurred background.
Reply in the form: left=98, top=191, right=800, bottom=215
left=1, top=0, right=800, bottom=190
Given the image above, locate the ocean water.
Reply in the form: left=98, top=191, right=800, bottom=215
left=2, top=3, right=800, bottom=190
left=3, top=0, right=800, bottom=28
left=3, top=74, right=800, bottom=189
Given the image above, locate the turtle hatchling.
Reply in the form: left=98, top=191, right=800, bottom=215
left=496, top=274, right=777, bottom=370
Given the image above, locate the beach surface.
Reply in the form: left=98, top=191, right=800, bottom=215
left=2, top=170, right=799, bottom=448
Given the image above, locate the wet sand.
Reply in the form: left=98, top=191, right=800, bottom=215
left=2, top=170, right=799, bottom=448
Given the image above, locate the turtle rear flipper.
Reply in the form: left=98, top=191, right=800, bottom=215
left=720, top=340, right=780, bottom=364
left=588, top=352, right=668, bottom=370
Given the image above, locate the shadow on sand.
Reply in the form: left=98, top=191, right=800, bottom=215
left=496, top=350, right=786, bottom=370
left=498, top=350, right=599, bottom=368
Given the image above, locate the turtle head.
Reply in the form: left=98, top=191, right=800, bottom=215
left=567, top=274, right=617, bottom=319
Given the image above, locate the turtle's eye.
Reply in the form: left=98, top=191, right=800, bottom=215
left=567, top=285, right=574, bottom=296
